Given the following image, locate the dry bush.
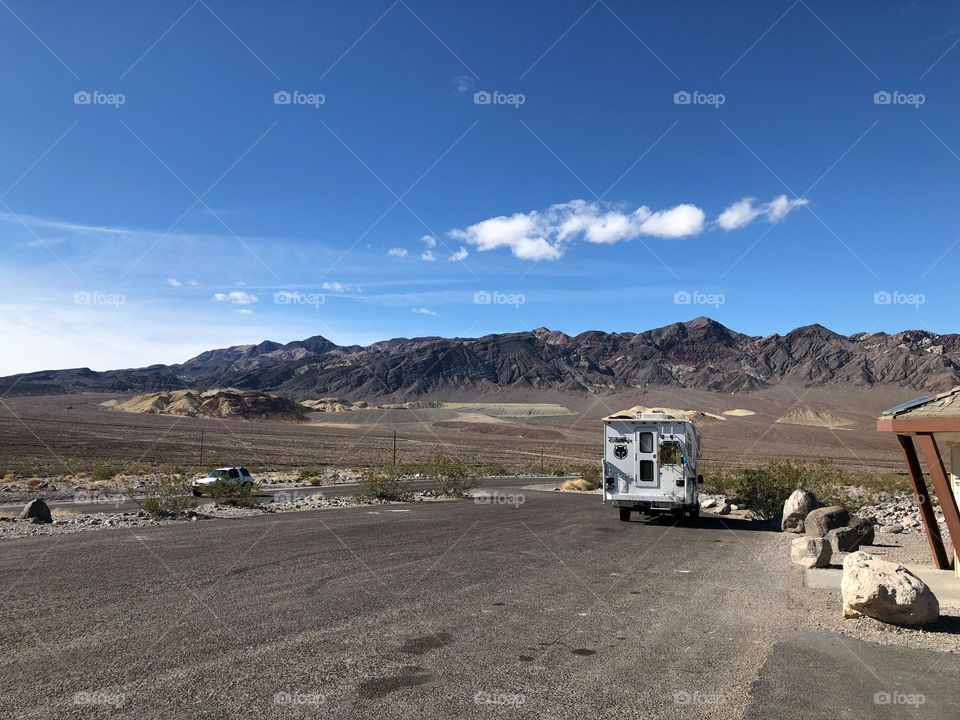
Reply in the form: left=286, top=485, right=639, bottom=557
left=26, top=478, right=44, bottom=489
left=91, top=465, right=115, bottom=483
left=423, top=448, right=479, bottom=497
left=561, top=479, right=595, bottom=491
left=357, top=465, right=412, bottom=501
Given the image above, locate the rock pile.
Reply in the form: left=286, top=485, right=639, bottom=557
left=855, top=494, right=941, bottom=534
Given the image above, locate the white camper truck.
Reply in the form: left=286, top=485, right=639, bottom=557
left=602, top=410, right=703, bottom=522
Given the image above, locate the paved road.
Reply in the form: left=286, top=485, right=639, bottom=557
left=1, top=488, right=957, bottom=719
left=0, top=475, right=552, bottom=515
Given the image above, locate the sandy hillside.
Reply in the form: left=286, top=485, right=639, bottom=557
left=108, top=389, right=307, bottom=422
left=775, top=408, right=854, bottom=428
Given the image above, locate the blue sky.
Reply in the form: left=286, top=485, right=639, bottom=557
left=1, top=0, right=960, bottom=373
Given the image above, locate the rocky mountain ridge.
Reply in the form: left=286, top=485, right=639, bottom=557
left=3, top=317, right=958, bottom=398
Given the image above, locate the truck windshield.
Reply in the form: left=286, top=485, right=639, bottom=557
left=659, top=440, right=684, bottom=465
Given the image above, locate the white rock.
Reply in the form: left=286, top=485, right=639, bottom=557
left=878, top=524, right=903, bottom=534
left=841, top=551, right=939, bottom=626
left=781, top=489, right=818, bottom=533
left=791, top=537, right=832, bottom=568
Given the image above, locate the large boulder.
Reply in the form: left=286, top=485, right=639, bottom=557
left=826, top=526, right=860, bottom=553
left=841, top=552, right=939, bottom=626
left=790, top=536, right=832, bottom=568
left=781, top=489, right=818, bottom=532
left=804, top=505, right=850, bottom=538
left=850, top=516, right=875, bottom=546
left=18, top=499, right=52, bottom=524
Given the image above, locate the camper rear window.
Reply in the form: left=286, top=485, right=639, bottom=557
left=639, top=432, right=653, bottom=453
left=659, top=441, right=684, bottom=465
left=639, top=460, right=654, bottom=481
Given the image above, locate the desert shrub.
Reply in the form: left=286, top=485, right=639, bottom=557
left=91, top=465, right=115, bottom=483
left=131, top=476, right=196, bottom=518
left=357, top=465, right=412, bottom=502
left=207, top=480, right=261, bottom=507
left=26, top=478, right=45, bottom=489
left=308, top=476, right=323, bottom=487
left=733, top=466, right=794, bottom=520
left=484, top=464, right=509, bottom=476
left=2, top=472, right=15, bottom=483
left=298, top=467, right=319, bottom=483
left=423, top=448, right=479, bottom=497
left=561, top=478, right=595, bottom=491
left=700, top=460, right=914, bottom=519
left=552, top=468, right=567, bottom=477
left=574, top=464, right=602, bottom=490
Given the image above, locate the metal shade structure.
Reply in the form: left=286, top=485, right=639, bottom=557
left=877, top=389, right=960, bottom=570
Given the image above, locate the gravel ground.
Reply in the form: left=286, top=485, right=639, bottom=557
left=0, top=493, right=450, bottom=539
left=778, top=531, right=960, bottom=655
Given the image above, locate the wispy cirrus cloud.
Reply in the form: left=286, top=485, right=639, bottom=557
left=716, top=195, right=808, bottom=231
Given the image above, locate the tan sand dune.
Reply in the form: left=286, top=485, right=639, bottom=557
left=723, top=408, right=756, bottom=417
left=775, top=408, right=853, bottom=428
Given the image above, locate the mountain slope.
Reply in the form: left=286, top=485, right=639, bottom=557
left=3, top=317, right=959, bottom=398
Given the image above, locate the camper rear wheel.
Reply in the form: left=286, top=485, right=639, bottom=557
left=619, top=507, right=631, bottom=522
left=687, top=504, right=700, bottom=520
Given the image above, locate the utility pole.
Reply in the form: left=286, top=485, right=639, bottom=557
left=199, top=430, right=204, bottom=466
left=392, top=431, right=397, bottom=468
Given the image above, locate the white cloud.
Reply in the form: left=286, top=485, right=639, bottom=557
left=421, top=234, right=437, bottom=248
left=412, top=307, right=439, bottom=316
left=166, top=278, right=182, bottom=287
left=449, top=199, right=706, bottom=261
left=321, top=281, right=360, bottom=293
left=212, top=291, right=258, bottom=305
left=388, top=247, right=408, bottom=257
left=187, top=280, right=198, bottom=287
left=235, top=308, right=253, bottom=315
left=421, top=250, right=436, bottom=262
left=451, top=75, right=475, bottom=94
left=448, top=246, right=469, bottom=262
left=717, top=195, right=808, bottom=230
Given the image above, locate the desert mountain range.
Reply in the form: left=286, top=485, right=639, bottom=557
left=3, top=317, right=958, bottom=399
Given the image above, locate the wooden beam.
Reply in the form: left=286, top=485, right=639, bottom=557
left=897, top=434, right=950, bottom=569
left=879, top=417, right=960, bottom=434
left=913, top=433, right=960, bottom=569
